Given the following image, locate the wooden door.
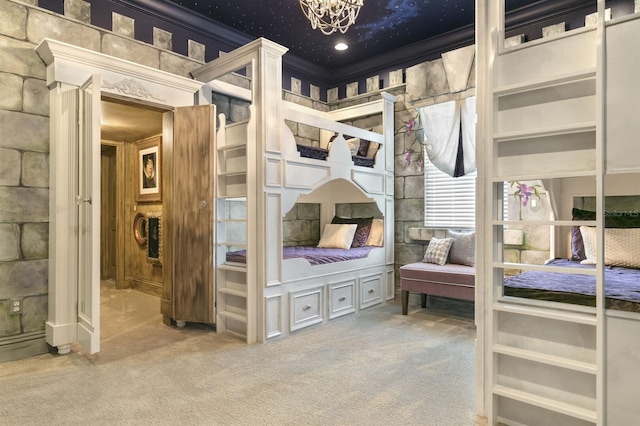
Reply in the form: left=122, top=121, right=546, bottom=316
left=172, top=105, right=216, bottom=323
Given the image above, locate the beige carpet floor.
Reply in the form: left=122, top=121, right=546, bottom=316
left=0, top=282, right=483, bottom=425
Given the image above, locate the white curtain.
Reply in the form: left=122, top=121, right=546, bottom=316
left=419, top=96, right=476, bottom=177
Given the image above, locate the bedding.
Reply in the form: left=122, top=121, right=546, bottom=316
left=296, top=144, right=375, bottom=167
left=226, top=245, right=375, bottom=266
left=330, top=216, right=373, bottom=248
left=503, top=258, right=640, bottom=312
left=317, top=223, right=358, bottom=249
left=579, top=226, right=640, bottom=268
left=365, top=218, right=384, bottom=246
left=570, top=207, right=640, bottom=260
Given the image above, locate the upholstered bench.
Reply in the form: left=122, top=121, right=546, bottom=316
left=400, top=262, right=475, bottom=315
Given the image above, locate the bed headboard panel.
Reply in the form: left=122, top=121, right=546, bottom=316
left=557, top=195, right=640, bottom=257
left=554, top=174, right=640, bottom=258
left=574, top=195, right=640, bottom=213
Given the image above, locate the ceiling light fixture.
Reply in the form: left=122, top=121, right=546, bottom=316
left=335, top=42, right=348, bottom=51
left=298, top=0, right=364, bottom=35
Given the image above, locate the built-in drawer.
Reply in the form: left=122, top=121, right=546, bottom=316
left=328, top=279, right=356, bottom=319
left=359, top=273, right=383, bottom=309
left=290, top=286, right=324, bottom=331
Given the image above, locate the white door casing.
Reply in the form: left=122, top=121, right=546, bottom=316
left=37, top=38, right=205, bottom=354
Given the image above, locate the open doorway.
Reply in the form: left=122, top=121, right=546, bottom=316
left=99, top=98, right=166, bottom=335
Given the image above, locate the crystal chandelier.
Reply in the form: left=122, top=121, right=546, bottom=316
left=298, top=0, right=364, bottom=35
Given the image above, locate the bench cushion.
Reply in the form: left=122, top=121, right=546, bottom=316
left=400, top=262, right=475, bottom=303
left=400, top=262, right=475, bottom=286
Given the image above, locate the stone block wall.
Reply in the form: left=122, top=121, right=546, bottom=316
left=504, top=188, right=552, bottom=275
left=283, top=203, right=320, bottom=247
left=284, top=119, right=321, bottom=148
left=283, top=90, right=330, bottom=148
left=212, top=92, right=251, bottom=125
left=335, top=202, right=383, bottom=220
left=0, top=0, right=51, bottom=359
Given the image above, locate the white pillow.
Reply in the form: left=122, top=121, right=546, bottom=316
left=317, top=224, right=358, bottom=249
left=447, top=230, right=475, bottom=266
left=366, top=141, right=381, bottom=159
left=579, top=226, right=640, bottom=268
left=365, top=218, right=384, bottom=246
left=345, top=138, right=359, bottom=155
left=422, top=237, right=454, bottom=266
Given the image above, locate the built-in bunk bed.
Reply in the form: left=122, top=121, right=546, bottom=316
left=478, top=2, right=640, bottom=425
left=190, top=38, right=396, bottom=344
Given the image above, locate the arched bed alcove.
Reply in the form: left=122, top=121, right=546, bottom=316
left=291, top=178, right=385, bottom=229
left=281, top=178, right=385, bottom=264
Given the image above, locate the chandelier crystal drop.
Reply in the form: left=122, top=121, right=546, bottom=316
left=298, top=0, right=364, bottom=35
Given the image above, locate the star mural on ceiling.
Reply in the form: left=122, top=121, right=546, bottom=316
left=169, top=0, right=541, bottom=69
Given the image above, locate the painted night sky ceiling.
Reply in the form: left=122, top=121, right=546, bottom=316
left=169, top=0, right=540, bottom=69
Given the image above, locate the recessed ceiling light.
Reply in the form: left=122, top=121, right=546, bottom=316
left=335, top=43, right=348, bottom=51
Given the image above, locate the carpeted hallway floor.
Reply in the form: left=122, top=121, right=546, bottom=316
left=0, top=282, right=484, bottom=425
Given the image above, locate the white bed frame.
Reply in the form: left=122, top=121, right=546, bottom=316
left=477, top=2, right=640, bottom=425
left=191, top=38, right=396, bottom=343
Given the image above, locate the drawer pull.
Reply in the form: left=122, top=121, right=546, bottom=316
left=368, top=288, right=375, bottom=293
left=338, top=296, right=346, bottom=302
left=302, top=304, right=312, bottom=311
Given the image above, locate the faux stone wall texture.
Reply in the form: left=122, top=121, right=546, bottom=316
left=0, top=37, right=46, bottom=79
left=0, top=0, right=26, bottom=39
left=112, top=12, right=134, bottom=38
left=0, top=72, right=22, bottom=111
left=188, top=39, right=205, bottom=62
left=102, top=34, right=159, bottom=69
left=0, top=148, right=21, bottom=186
left=159, top=51, right=202, bottom=78
left=64, top=0, right=91, bottom=24
left=212, top=92, right=251, bottom=124
left=153, top=27, right=172, bottom=51
left=283, top=203, right=320, bottom=246
left=27, top=8, right=100, bottom=51
left=505, top=191, right=552, bottom=265
left=0, top=1, right=50, bottom=351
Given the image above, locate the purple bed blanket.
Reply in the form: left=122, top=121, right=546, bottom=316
left=226, top=246, right=375, bottom=266
left=504, top=258, right=640, bottom=304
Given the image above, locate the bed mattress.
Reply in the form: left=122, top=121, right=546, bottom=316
left=503, top=258, right=640, bottom=311
left=226, top=245, right=375, bottom=266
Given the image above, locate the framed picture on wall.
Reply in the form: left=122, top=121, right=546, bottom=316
left=146, top=211, right=162, bottom=264
left=136, top=136, right=162, bottom=202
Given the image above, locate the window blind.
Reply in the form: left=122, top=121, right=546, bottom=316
left=424, top=159, right=477, bottom=228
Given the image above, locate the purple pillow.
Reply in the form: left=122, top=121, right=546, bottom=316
left=357, top=139, right=370, bottom=157
left=331, top=216, right=373, bottom=248
left=570, top=226, right=586, bottom=261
